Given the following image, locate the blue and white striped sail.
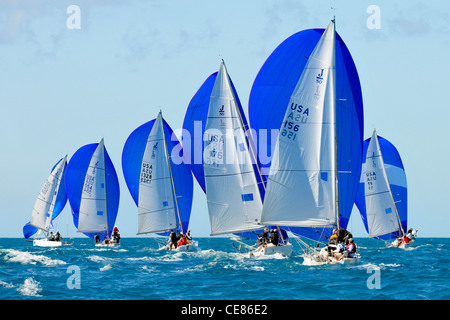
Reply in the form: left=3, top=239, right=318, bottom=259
left=203, top=61, right=263, bottom=235
left=355, top=130, right=407, bottom=240
left=122, top=113, right=193, bottom=235
left=261, top=20, right=337, bottom=227
left=249, top=20, right=363, bottom=241
left=65, top=139, right=120, bottom=240
left=23, top=156, right=68, bottom=239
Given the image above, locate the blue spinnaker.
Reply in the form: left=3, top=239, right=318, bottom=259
left=23, top=158, right=68, bottom=239
left=65, top=143, right=120, bottom=241
left=355, top=135, right=407, bottom=240
left=248, top=28, right=363, bottom=242
left=122, top=118, right=193, bottom=235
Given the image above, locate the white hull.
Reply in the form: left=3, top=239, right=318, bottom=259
left=95, top=239, right=120, bottom=247
left=159, top=240, right=198, bottom=252
left=33, top=239, right=62, bottom=247
left=391, top=238, right=415, bottom=249
left=95, top=243, right=117, bottom=247
left=246, top=243, right=293, bottom=259
left=302, top=247, right=360, bottom=266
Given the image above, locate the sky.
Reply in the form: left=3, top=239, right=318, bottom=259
left=1, top=0, right=449, bottom=238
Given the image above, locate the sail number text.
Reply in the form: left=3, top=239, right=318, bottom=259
left=366, top=172, right=376, bottom=190
left=140, top=163, right=153, bottom=184
left=281, top=102, right=310, bottom=141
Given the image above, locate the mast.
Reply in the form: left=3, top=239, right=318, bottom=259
left=101, top=139, right=110, bottom=240
left=160, top=111, right=184, bottom=234
left=332, top=18, right=340, bottom=231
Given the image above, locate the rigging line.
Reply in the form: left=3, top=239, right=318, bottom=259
left=101, top=140, right=110, bottom=240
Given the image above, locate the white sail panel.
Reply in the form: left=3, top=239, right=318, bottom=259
left=364, top=130, right=401, bottom=238
left=261, top=20, right=337, bottom=227
left=137, top=113, right=177, bottom=234
left=204, top=62, right=263, bottom=235
left=360, top=163, right=407, bottom=189
left=78, top=139, right=108, bottom=233
left=30, top=156, right=67, bottom=231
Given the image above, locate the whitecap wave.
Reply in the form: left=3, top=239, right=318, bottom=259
left=17, top=278, right=42, bottom=297
left=100, top=264, right=112, bottom=271
left=354, top=262, right=402, bottom=270
left=1, top=249, right=66, bottom=266
left=86, top=255, right=112, bottom=263
left=0, top=280, right=14, bottom=289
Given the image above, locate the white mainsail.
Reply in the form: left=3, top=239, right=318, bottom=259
left=30, top=155, right=67, bottom=232
left=137, top=112, right=178, bottom=234
left=77, top=139, right=109, bottom=234
left=261, top=20, right=337, bottom=227
left=204, top=61, right=263, bottom=235
left=364, top=129, right=402, bottom=238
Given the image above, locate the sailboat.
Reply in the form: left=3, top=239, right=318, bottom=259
left=65, top=138, right=120, bottom=246
left=122, top=112, right=195, bottom=251
left=355, top=129, right=415, bottom=248
left=23, top=156, right=68, bottom=247
left=203, top=61, right=293, bottom=258
left=248, top=19, right=363, bottom=245
left=260, top=20, right=360, bottom=264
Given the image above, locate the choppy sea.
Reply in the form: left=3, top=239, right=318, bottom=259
left=0, top=237, right=448, bottom=306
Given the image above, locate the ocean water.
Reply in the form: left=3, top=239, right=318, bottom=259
left=0, top=237, right=448, bottom=301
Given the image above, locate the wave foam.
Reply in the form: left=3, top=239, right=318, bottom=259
left=1, top=249, right=66, bottom=266
left=17, top=278, right=42, bottom=297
